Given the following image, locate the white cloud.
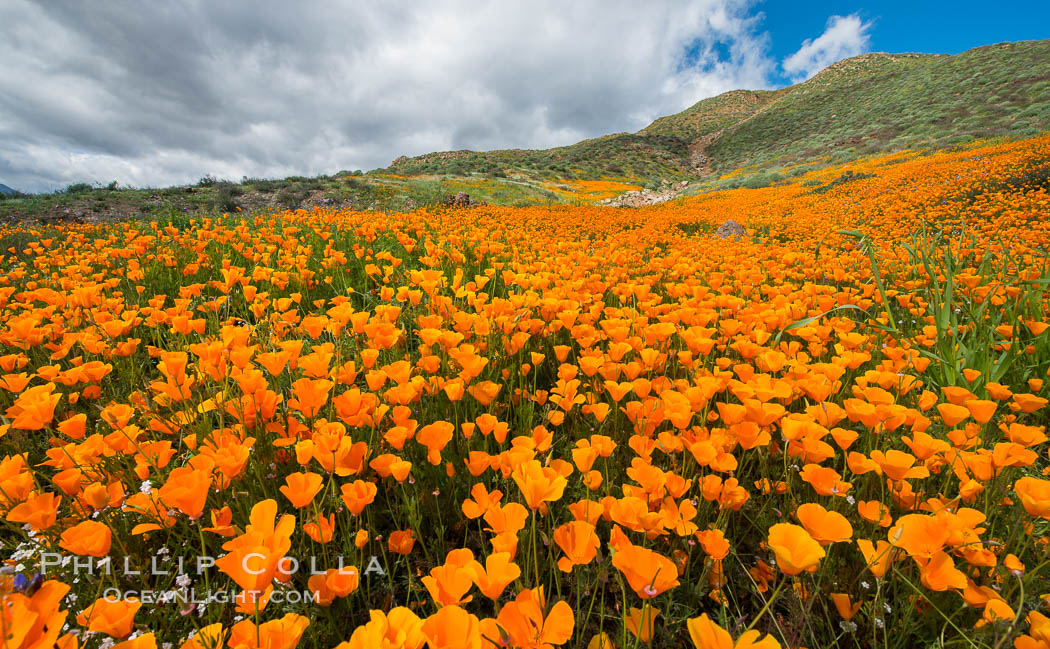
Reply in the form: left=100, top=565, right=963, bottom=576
left=781, top=14, right=872, bottom=83
left=0, top=1, right=781, bottom=192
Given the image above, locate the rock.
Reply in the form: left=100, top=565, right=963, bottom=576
left=441, top=192, right=484, bottom=208
left=599, top=187, right=680, bottom=208
left=714, top=220, right=748, bottom=240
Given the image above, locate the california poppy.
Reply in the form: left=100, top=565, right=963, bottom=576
left=767, top=523, right=825, bottom=575
left=279, top=471, right=323, bottom=508
left=612, top=542, right=680, bottom=599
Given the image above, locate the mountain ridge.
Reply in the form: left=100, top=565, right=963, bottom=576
left=383, top=40, right=1050, bottom=183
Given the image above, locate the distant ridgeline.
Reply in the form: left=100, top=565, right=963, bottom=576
left=381, top=40, right=1050, bottom=183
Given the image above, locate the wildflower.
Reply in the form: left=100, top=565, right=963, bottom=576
left=340, top=480, right=378, bottom=516
left=76, top=598, right=142, bottom=639
left=611, top=542, right=679, bottom=599
left=687, top=613, right=780, bottom=648
left=767, top=523, right=825, bottom=575
left=337, top=608, right=424, bottom=649
left=227, top=613, right=309, bottom=649
left=279, top=472, right=324, bottom=509
left=512, top=459, right=567, bottom=510
left=496, top=587, right=574, bottom=648
left=59, top=520, right=113, bottom=557
left=553, top=521, right=600, bottom=572
left=158, top=467, right=212, bottom=519
left=470, top=551, right=521, bottom=601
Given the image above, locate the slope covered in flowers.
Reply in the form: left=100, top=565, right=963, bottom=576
left=1, top=134, right=1049, bottom=649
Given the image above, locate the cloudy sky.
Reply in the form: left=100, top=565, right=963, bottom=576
left=1, top=1, right=1046, bottom=192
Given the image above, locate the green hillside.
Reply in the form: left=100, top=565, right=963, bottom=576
left=385, top=132, right=696, bottom=182
left=384, top=40, right=1050, bottom=183
left=707, top=41, right=1050, bottom=173
left=637, top=89, right=782, bottom=140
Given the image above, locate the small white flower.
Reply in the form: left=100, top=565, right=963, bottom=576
left=875, top=618, right=884, bottom=629
left=176, top=574, right=192, bottom=588
left=839, top=621, right=857, bottom=633
left=140, top=480, right=152, bottom=494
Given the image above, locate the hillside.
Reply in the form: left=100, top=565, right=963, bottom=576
left=707, top=42, right=1050, bottom=173
left=3, top=39, right=1049, bottom=223
left=383, top=40, right=1050, bottom=183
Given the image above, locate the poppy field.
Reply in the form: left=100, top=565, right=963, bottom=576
left=2, top=134, right=1050, bottom=649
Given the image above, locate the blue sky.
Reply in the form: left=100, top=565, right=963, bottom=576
left=758, top=1, right=1050, bottom=85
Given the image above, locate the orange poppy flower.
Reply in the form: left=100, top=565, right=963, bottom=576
left=6, top=491, right=61, bottom=530
left=417, top=421, right=455, bottom=465
left=215, top=499, right=295, bottom=593
left=625, top=606, right=658, bottom=644
left=1013, top=393, right=1048, bottom=413
left=936, top=402, right=970, bottom=427
left=59, top=520, right=112, bottom=557
left=112, top=633, right=157, bottom=649
left=916, top=551, right=967, bottom=591
left=767, top=523, right=825, bottom=575
left=831, top=593, right=862, bottom=620
left=612, top=543, right=680, bottom=599
left=180, top=623, right=226, bottom=649
left=553, top=520, right=600, bottom=572
left=158, top=466, right=212, bottom=519
left=279, top=471, right=324, bottom=508
left=512, top=459, right=567, bottom=510
left=340, top=480, right=378, bottom=516
left=1014, top=477, right=1050, bottom=519
left=303, top=512, right=336, bottom=544
left=857, top=500, right=892, bottom=527
left=288, top=378, right=333, bottom=417
left=340, top=607, right=425, bottom=649
left=869, top=449, right=929, bottom=481
left=420, top=605, right=482, bottom=649
left=228, top=613, right=309, bottom=649
left=76, top=597, right=141, bottom=638
left=798, top=464, right=851, bottom=497
left=472, top=551, right=521, bottom=601
left=388, top=529, right=416, bottom=555
left=496, top=587, right=574, bottom=649
left=462, top=483, right=503, bottom=519
left=422, top=549, right=481, bottom=607
left=6, top=383, right=61, bottom=430
left=796, top=503, right=853, bottom=545
left=857, top=539, right=894, bottom=578
left=687, top=613, right=781, bottom=648
left=696, top=529, right=730, bottom=560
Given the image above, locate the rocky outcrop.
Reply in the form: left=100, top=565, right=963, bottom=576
left=441, top=192, right=484, bottom=208
left=599, top=180, right=690, bottom=207
left=713, top=219, right=748, bottom=240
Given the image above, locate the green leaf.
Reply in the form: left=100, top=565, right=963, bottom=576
left=774, top=305, right=869, bottom=345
